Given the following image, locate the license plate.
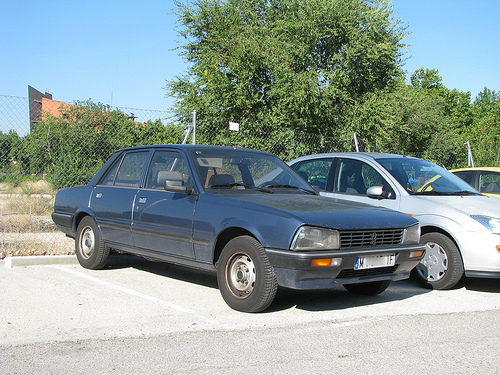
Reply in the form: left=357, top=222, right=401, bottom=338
left=355, top=254, right=395, bottom=270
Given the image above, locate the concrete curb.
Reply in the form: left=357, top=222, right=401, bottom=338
left=4, top=255, right=79, bottom=268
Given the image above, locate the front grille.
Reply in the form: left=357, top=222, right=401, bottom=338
left=337, top=265, right=399, bottom=279
left=340, top=229, right=404, bottom=249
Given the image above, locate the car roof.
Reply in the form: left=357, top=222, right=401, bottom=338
left=290, top=152, right=420, bottom=163
left=450, top=167, right=500, bottom=172
left=117, top=144, right=273, bottom=156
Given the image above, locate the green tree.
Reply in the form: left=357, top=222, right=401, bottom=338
left=410, top=68, right=444, bottom=91
left=406, top=68, right=471, bottom=167
left=167, top=0, right=408, bottom=138
left=411, top=68, right=472, bottom=132
left=464, top=88, right=500, bottom=166
left=0, top=131, right=20, bottom=168
left=21, top=101, right=184, bottom=189
left=353, top=79, right=447, bottom=152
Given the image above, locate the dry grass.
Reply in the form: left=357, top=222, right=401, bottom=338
left=0, top=180, right=75, bottom=258
left=0, top=233, right=74, bottom=259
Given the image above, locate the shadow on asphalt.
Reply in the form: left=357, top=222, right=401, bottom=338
left=269, top=279, right=431, bottom=312
left=104, top=253, right=218, bottom=289
left=101, top=254, right=497, bottom=313
left=464, top=277, right=500, bottom=293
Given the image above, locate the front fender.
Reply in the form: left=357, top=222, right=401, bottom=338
left=192, top=203, right=303, bottom=264
left=415, top=212, right=489, bottom=251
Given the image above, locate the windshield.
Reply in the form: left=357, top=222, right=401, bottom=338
left=375, top=157, right=480, bottom=196
left=191, top=149, right=315, bottom=194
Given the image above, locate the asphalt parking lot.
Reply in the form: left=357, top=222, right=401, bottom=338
left=1, top=254, right=500, bottom=374
left=1, top=254, right=499, bottom=345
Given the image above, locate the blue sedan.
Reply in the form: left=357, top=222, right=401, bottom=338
left=52, top=145, right=424, bottom=312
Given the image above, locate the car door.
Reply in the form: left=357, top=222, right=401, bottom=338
left=131, top=149, right=197, bottom=259
left=90, top=150, right=150, bottom=247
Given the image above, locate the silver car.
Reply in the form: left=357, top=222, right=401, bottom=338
left=289, top=153, right=500, bottom=289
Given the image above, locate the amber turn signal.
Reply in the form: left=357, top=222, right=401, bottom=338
left=311, top=258, right=342, bottom=267
left=410, top=250, right=425, bottom=259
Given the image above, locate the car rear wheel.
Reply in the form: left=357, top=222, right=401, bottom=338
left=76, top=216, right=109, bottom=270
left=412, top=232, right=464, bottom=289
left=343, top=280, right=391, bottom=295
left=217, top=236, right=278, bottom=313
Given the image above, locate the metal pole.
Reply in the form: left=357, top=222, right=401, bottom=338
left=353, top=133, right=360, bottom=152
left=192, top=110, right=197, bottom=145
left=465, top=141, right=475, bottom=167
left=181, top=126, right=192, bottom=144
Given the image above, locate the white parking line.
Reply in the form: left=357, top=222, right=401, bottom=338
left=56, top=266, right=196, bottom=314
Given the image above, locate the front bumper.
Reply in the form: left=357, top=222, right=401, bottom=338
left=453, top=230, right=500, bottom=277
left=265, top=244, right=425, bottom=290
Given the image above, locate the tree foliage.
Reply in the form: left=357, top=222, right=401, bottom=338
left=0, top=130, right=22, bottom=175
left=167, top=0, right=408, bottom=136
left=20, top=101, right=185, bottom=189
left=463, top=88, right=500, bottom=166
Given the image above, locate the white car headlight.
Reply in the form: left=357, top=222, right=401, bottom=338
left=402, top=224, right=420, bottom=244
left=471, top=215, right=500, bottom=234
left=291, top=226, right=340, bottom=251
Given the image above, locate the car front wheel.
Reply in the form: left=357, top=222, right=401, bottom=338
left=412, top=232, right=464, bottom=289
left=217, top=236, right=278, bottom=313
left=76, top=216, right=109, bottom=270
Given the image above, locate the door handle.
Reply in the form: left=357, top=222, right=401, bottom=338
left=138, top=197, right=147, bottom=204
left=95, top=193, right=102, bottom=199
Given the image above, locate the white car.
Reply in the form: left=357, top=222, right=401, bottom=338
left=289, top=153, right=500, bottom=289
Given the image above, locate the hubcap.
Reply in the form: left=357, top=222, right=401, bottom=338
left=416, top=241, right=448, bottom=282
left=79, top=226, right=95, bottom=259
left=226, top=253, right=256, bottom=299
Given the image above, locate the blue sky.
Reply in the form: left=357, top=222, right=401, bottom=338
left=1, top=0, right=499, bottom=112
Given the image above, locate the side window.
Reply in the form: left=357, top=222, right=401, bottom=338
left=100, top=151, right=149, bottom=187
left=334, top=159, right=366, bottom=195
left=145, top=150, right=191, bottom=189
left=334, top=159, right=395, bottom=199
left=100, top=156, right=122, bottom=186
left=295, top=159, right=332, bottom=191
left=453, top=171, right=472, bottom=185
left=479, top=171, right=500, bottom=194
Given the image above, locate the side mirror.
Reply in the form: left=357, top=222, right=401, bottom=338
left=164, top=179, right=194, bottom=195
left=366, top=185, right=391, bottom=200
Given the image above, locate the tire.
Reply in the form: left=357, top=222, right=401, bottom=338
left=217, top=236, right=278, bottom=313
left=75, top=216, right=109, bottom=270
left=411, top=232, right=464, bottom=290
left=343, top=280, right=391, bottom=296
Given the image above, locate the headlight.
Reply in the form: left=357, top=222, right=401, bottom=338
left=290, top=226, right=340, bottom=251
left=471, top=215, right=500, bottom=234
left=401, top=224, right=420, bottom=245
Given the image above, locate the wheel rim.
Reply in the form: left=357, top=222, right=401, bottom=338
left=79, top=226, right=95, bottom=260
left=225, top=253, right=256, bottom=299
left=416, top=241, right=448, bottom=282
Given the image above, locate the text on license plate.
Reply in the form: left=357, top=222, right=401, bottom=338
left=354, top=254, right=395, bottom=270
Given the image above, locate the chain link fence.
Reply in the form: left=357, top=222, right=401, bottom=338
left=0, top=94, right=470, bottom=257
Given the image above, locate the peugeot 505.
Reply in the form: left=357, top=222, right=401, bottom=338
left=52, top=145, right=424, bottom=312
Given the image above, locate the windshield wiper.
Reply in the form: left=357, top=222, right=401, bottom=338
left=412, top=190, right=446, bottom=196
left=448, top=190, right=481, bottom=196
left=210, top=183, right=273, bottom=193
left=413, top=190, right=480, bottom=196
left=266, top=184, right=318, bottom=195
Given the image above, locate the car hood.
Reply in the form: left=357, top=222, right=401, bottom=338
left=414, top=195, right=500, bottom=218
left=211, top=192, right=418, bottom=230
